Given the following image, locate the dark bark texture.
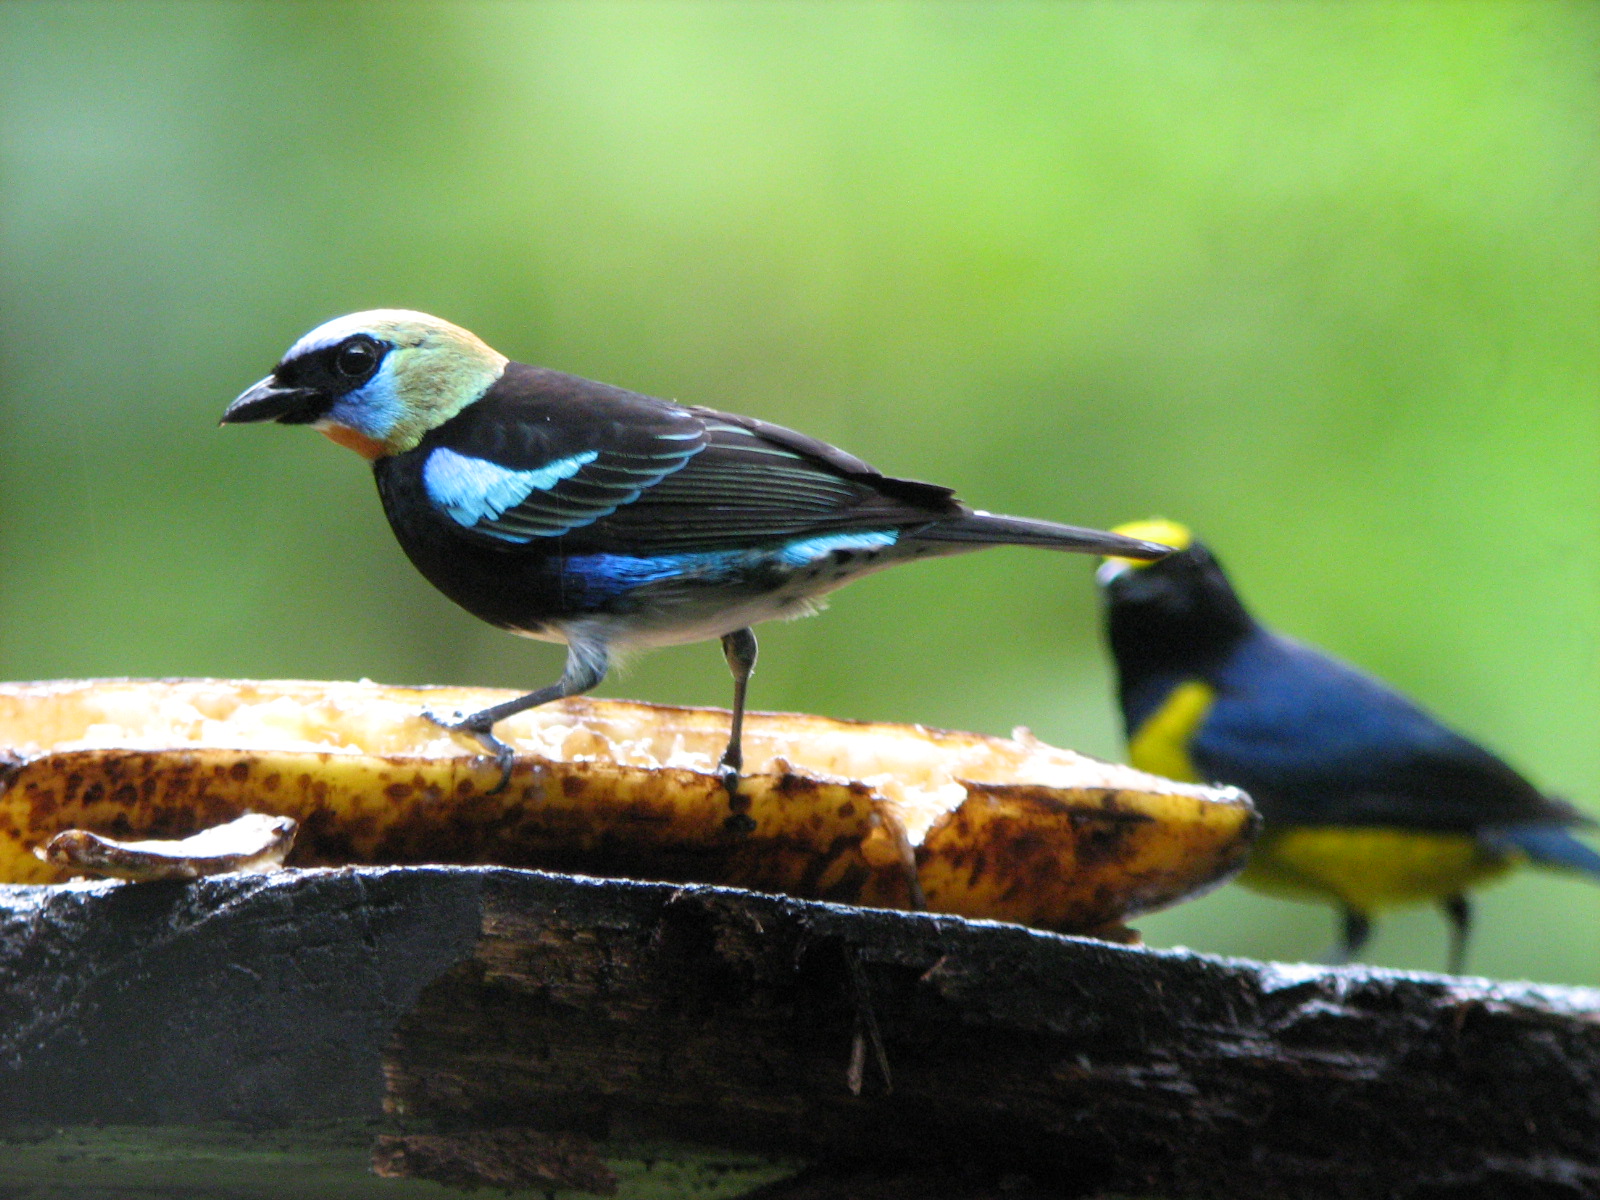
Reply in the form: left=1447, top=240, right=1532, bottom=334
left=2, top=865, right=1598, bottom=1199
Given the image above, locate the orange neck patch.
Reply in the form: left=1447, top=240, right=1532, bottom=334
left=320, top=424, right=389, bottom=460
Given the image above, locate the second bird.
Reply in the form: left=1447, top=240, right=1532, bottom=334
left=1098, top=518, right=1600, bottom=971
left=222, top=310, right=1168, bottom=804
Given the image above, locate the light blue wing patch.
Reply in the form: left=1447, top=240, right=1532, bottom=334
left=775, top=530, right=899, bottom=566
left=423, top=446, right=599, bottom=530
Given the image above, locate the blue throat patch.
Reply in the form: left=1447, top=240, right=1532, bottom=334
left=325, top=353, right=405, bottom=440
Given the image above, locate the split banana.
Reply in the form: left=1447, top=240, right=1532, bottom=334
left=0, top=678, right=1257, bottom=933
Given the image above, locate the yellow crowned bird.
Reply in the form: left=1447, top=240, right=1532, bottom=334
left=1097, top=518, right=1600, bottom=971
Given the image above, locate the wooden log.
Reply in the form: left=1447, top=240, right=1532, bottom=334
left=2, top=866, right=1598, bottom=1198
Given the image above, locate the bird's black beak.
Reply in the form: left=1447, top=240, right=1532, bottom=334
left=220, top=376, right=325, bottom=425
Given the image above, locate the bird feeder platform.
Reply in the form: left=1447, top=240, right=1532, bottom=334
left=3, top=865, right=1599, bottom=1198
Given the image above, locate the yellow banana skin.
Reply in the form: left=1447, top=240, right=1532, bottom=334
left=0, top=679, right=1258, bottom=933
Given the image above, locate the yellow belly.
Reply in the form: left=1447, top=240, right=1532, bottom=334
left=1127, top=680, right=1213, bottom=784
left=1239, top=826, right=1515, bottom=910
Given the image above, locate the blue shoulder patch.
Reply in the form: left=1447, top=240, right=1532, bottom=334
left=423, top=446, right=599, bottom=532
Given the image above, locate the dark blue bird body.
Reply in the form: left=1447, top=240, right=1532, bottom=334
left=223, top=310, right=1168, bottom=801
left=1187, top=628, right=1555, bottom=834
left=372, top=363, right=1016, bottom=650
left=1099, top=520, right=1597, bottom=968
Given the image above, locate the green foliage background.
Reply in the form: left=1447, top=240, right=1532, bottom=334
left=2, top=2, right=1596, bottom=981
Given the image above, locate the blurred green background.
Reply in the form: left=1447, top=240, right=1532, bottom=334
left=2, top=2, right=1596, bottom=981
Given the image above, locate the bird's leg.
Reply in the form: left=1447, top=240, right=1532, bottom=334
left=1443, top=894, right=1473, bottom=975
left=426, top=640, right=609, bottom=795
left=1326, top=908, right=1372, bottom=966
left=718, top=628, right=758, bottom=830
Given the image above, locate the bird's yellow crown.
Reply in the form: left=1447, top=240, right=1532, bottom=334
left=1107, top=518, right=1193, bottom=568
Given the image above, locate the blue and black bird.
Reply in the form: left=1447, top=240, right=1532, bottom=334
left=221, top=310, right=1169, bottom=806
left=1097, top=518, right=1600, bottom=971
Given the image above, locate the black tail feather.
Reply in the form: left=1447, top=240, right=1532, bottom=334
left=916, top=512, right=1171, bottom=559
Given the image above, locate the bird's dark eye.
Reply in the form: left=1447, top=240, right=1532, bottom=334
left=335, top=338, right=379, bottom=379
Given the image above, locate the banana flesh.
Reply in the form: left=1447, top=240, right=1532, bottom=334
left=0, top=679, right=1258, bottom=932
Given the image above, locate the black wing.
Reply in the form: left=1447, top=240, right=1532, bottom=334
left=412, top=365, right=710, bottom=543
left=585, top=406, right=965, bottom=552
left=411, top=365, right=965, bottom=552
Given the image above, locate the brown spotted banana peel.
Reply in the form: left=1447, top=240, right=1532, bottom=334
left=0, top=678, right=1258, bottom=934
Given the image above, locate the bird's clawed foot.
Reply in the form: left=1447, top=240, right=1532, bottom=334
left=424, top=708, right=516, bottom=795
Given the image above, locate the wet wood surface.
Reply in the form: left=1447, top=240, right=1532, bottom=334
left=2, top=866, right=1598, bottom=1198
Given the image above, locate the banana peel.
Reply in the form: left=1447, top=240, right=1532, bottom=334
left=0, top=678, right=1258, bottom=933
left=36, top=812, right=299, bottom=881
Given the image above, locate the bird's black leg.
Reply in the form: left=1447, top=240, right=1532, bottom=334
left=426, top=639, right=609, bottom=794
left=1443, top=894, right=1473, bottom=975
left=1327, top=907, right=1372, bottom=965
left=718, top=628, right=758, bottom=827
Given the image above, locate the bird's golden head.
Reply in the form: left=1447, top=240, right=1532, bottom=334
left=221, top=309, right=508, bottom=457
